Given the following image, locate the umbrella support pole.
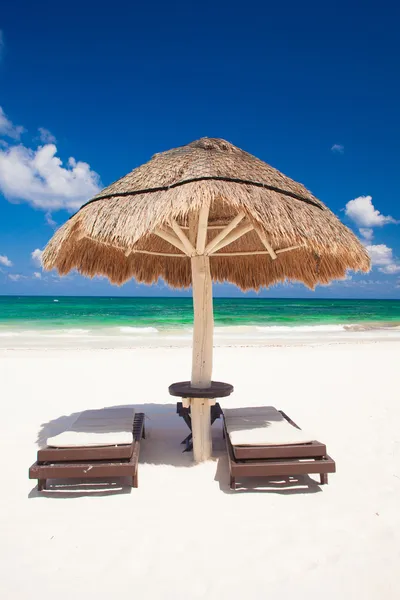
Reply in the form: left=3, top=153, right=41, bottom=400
left=190, top=254, right=214, bottom=462
left=189, top=398, right=214, bottom=462
left=191, top=255, right=213, bottom=388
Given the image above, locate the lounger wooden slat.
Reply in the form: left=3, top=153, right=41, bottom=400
left=223, top=409, right=336, bottom=490
left=30, top=454, right=139, bottom=480
left=29, top=412, right=145, bottom=491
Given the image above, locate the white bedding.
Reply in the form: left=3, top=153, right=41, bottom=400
left=47, top=407, right=135, bottom=448
left=224, top=406, right=314, bottom=446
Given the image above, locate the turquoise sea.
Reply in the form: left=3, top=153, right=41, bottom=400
left=1, top=296, right=400, bottom=348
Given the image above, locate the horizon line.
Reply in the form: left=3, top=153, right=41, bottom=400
left=0, top=294, right=399, bottom=301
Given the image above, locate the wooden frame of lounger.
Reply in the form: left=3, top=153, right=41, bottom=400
left=223, top=410, right=335, bottom=490
left=29, top=413, right=145, bottom=491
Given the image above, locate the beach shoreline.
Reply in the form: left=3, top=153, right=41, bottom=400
left=1, top=327, right=400, bottom=350
left=2, top=295, right=400, bottom=350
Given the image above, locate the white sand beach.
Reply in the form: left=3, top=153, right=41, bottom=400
left=1, top=340, right=400, bottom=599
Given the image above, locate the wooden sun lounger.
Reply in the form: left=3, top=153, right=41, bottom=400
left=224, top=410, right=335, bottom=490
left=29, top=413, right=145, bottom=491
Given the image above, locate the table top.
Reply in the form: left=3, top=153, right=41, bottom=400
left=168, top=381, right=234, bottom=399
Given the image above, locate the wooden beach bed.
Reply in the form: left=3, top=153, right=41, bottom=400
left=223, top=406, right=335, bottom=490
left=29, top=408, right=145, bottom=491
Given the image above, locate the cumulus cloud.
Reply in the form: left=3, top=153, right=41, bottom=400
left=366, top=244, right=400, bottom=275
left=379, top=264, right=400, bottom=275
left=359, top=227, right=374, bottom=242
left=331, top=144, right=344, bottom=154
left=345, top=196, right=398, bottom=228
left=31, top=248, right=43, bottom=267
left=0, top=143, right=101, bottom=211
left=0, top=106, right=24, bottom=140
left=45, top=211, right=57, bottom=228
left=38, top=127, right=56, bottom=144
left=33, top=271, right=42, bottom=279
left=366, top=244, right=393, bottom=265
left=0, top=254, right=12, bottom=267
left=0, top=106, right=101, bottom=212
left=333, top=276, right=389, bottom=288
left=8, top=274, right=26, bottom=281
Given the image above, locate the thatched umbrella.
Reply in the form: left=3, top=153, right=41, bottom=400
left=43, top=137, right=370, bottom=461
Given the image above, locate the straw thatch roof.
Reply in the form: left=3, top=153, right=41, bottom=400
left=42, top=137, right=370, bottom=290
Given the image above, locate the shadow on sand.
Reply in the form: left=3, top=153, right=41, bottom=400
left=30, top=403, right=323, bottom=498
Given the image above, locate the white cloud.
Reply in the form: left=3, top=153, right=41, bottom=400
left=0, top=143, right=101, bottom=211
left=31, top=248, right=43, bottom=267
left=366, top=244, right=400, bottom=275
left=331, top=144, right=344, bottom=154
left=359, top=227, right=374, bottom=242
left=45, top=211, right=57, bottom=228
left=8, top=274, right=26, bottom=281
left=366, top=244, right=393, bottom=266
left=38, top=127, right=56, bottom=144
left=0, top=106, right=101, bottom=212
left=345, top=196, right=398, bottom=228
left=333, top=276, right=389, bottom=288
left=33, top=271, right=42, bottom=279
left=379, top=264, right=400, bottom=275
left=0, top=106, right=24, bottom=140
left=0, top=254, right=12, bottom=267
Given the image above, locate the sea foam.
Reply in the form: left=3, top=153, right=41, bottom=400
left=119, top=326, right=159, bottom=334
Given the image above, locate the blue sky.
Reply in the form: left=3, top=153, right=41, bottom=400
left=0, top=0, right=399, bottom=298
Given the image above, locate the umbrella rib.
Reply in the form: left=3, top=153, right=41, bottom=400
left=182, top=224, right=228, bottom=230
left=211, top=245, right=301, bottom=257
left=276, top=245, right=301, bottom=254
left=170, top=219, right=196, bottom=255
left=254, top=227, right=277, bottom=260
left=207, top=222, right=254, bottom=255
left=204, top=212, right=246, bottom=254
left=154, top=228, right=189, bottom=255
left=131, top=249, right=186, bottom=257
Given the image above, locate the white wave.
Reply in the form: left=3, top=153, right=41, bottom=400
left=0, top=332, right=20, bottom=337
left=255, top=324, right=346, bottom=333
left=119, top=326, right=159, bottom=334
left=60, top=329, right=90, bottom=335
left=0, top=328, right=90, bottom=338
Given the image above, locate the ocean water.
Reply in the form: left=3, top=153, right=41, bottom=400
left=1, top=296, right=400, bottom=348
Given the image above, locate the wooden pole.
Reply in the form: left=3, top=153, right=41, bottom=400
left=190, top=235, right=214, bottom=462
left=191, top=254, right=213, bottom=388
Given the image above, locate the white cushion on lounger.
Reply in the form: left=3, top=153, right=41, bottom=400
left=224, top=406, right=278, bottom=419
left=47, top=407, right=135, bottom=448
left=225, top=406, right=314, bottom=446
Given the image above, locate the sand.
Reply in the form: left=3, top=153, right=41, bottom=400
left=1, top=341, right=400, bottom=599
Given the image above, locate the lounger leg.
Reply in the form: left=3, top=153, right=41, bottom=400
left=38, top=479, right=46, bottom=491
left=230, top=475, right=236, bottom=490
left=320, top=473, right=328, bottom=485
left=142, top=424, right=146, bottom=439
left=132, top=473, right=138, bottom=488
